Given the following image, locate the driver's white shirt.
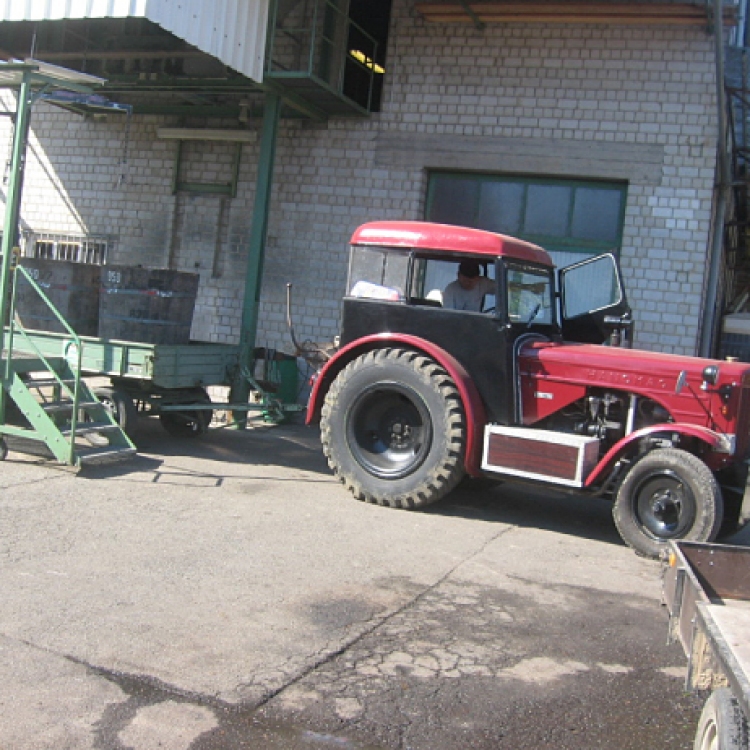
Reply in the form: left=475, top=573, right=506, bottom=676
left=442, top=277, right=495, bottom=311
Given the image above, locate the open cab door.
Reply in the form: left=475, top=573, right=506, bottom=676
left=559, top=253, right=632, bottom=345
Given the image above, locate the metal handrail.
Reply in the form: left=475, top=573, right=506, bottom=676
left=6, top=264, right=84, bottom=464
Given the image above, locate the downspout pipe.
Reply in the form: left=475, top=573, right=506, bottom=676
left=700, top=0, right=732, bottom=357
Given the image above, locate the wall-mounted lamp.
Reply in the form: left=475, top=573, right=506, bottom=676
left=157, top=127, right=256, bottom=143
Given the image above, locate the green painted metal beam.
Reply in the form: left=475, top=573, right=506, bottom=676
left=0, top=70, right=33, bottom=426
left=133, top=104, right=247, bottom=117
left=101, top=77, right=260, bottom=93
left=261, top=81, right=327, bottom=121
left=229, top=91, right=282, bottom=427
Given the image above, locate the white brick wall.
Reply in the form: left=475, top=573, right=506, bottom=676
left=0, top=1, right=721, bottom=357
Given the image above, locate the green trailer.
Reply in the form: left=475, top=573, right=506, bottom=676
left=13, top=327, right=300, bottom=438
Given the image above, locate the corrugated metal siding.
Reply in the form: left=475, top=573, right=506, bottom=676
left=0, top=1, right=147, bottom=20
left=0, top=0, right=269, bottom=82
left=149, top=0, right=269, bottom=83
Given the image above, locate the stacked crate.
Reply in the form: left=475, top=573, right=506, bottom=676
left=15, top=259, right=199, bottom=345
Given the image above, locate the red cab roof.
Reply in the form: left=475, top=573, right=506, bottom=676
left=350, top=221, right=553, bottom=267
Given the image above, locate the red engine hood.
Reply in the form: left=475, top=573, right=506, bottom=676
left=521, top=341, right=750, bottom=388
left=519, top=341, right=750, bottom=439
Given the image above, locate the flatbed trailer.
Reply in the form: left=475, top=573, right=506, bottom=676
left=663, top=541, right=750, bottom=749
left=11, top=328, right=298, bottom=437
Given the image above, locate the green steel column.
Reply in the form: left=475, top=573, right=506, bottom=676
left=230, top=91, right=282, bottom=427
left=0, top=72, right=33, bottom=423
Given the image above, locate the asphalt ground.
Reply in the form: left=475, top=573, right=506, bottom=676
left=1, top=416, right=747, bottom=750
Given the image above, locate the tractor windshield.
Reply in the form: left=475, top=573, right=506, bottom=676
left=506, top=264, right=554, bottom=325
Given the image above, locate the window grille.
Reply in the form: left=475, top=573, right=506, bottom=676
left=23, top=233, right=109, bottom=265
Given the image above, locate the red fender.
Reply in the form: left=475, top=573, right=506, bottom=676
left=584, top=422, right=733, bottom=488
left=306, top=333, right=487, bottom=476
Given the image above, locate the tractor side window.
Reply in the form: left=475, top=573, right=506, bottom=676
left=347, top=245, right=408, bottom=301
left=506, top=266, right=553, bottom=325
left=410, top=257, right=495, bottom=310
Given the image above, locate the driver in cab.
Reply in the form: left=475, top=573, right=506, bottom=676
left=442, top=261, right=495, bottom=312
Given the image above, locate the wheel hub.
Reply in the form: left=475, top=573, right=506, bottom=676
left=635, top=472, right=693, bottom=539
left=651, top=488, right=681, bottom=519
left=387, top=420, right=413, bottom=449
left=348, top=383, right=432, bottom=479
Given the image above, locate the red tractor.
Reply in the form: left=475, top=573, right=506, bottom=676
left=306, top=221, right=750, bottom=557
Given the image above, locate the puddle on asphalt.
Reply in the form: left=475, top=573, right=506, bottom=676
left=80, top=659, right=388, bottom=750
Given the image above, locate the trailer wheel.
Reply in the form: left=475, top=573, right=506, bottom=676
left=94, top=387, right=138, bottom=439
left=613, top=448, right=723, bottom=558
left=0, top=438, right=7, bottom=461
left=694, top=688, right=749, bottom=750
left=321, top=347, right=466, bottom=509
left=159, top=388, right=213, bottom=438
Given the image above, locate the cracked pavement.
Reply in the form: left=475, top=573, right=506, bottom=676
left=1, top=418, right=746, bottom=749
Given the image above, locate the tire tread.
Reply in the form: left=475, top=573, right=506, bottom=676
left=321, top=347, right=466, bottom=509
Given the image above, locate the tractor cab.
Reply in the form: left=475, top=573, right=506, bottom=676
left=343, top=221, right=629, bottom=344
left=340, top=221, right=630, bottom=424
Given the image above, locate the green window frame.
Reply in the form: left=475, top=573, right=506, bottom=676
left=425, top=172, right=628, bottom=262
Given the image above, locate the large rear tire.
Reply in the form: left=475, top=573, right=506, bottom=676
left=613, top=448, right=723, bottom=558
left=321, top=348, right=466, bottom=509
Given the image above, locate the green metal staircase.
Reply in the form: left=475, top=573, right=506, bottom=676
left=0, top=265, right=136, bottom=466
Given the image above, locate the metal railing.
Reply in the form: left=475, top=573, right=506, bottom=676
left=265, top=0, right=380, bottom=112
left=2, top=264, right=84, bottom=465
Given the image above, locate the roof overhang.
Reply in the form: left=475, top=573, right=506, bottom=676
left=0, top=0, right=270, bottom=83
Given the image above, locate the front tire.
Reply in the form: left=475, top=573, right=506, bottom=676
left=694, top=688, right=749, bottom=750
left=613, top=448, right=723, bottom=558
left=321, top=348, right=466, bottom=509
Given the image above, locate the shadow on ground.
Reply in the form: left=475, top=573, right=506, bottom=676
left=76, top=416, right=750, bottom=549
